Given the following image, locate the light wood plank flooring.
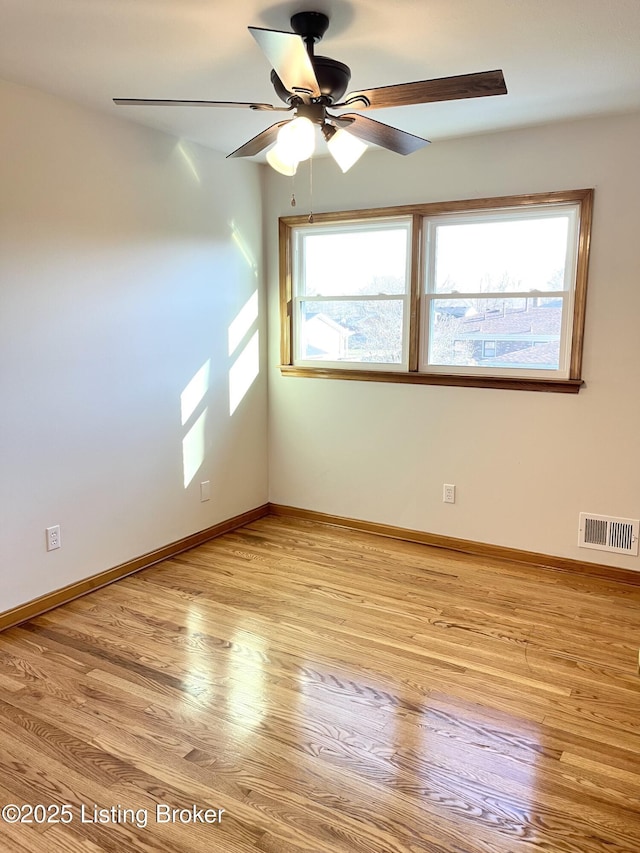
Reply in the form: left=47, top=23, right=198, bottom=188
left=1, top=514, right=640, bottom=852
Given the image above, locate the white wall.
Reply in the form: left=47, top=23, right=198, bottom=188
left=0, top=78, right=268, bottom=611
left=265, top=112, right=640, bottom=570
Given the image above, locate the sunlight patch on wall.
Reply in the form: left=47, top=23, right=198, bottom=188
left=182, top=409, right=207, bottom=488
left=229, top=330, right=260, bottom=416
left=230, top=220, right=258, bottom=277
left=228, top=290, right=259, bottom=357
left=181, top=360, right=211, bottom=425
left=175, top=141, right=201, bottom=184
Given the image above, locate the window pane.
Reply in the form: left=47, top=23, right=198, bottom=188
left=428, top=297, right=563, bottom=370
left=301, top=226, right=409, bottom=296
left=434, top=216, right=570, bottom=294
left=299, top=300, right=404, bottom=364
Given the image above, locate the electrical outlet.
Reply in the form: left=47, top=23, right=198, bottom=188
left=443, top=484, right=456, bottom=504
left=46, top=525, right=61, bottom=551
left=200, top=480, right=211, bottom=502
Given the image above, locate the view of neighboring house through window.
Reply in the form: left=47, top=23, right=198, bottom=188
left=293, top=219, right=412, bottom=370
left=422, top=205, right=579, bottom=378
left=279, top=189, right=593, bottom=391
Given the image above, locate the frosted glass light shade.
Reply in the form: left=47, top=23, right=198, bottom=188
left=277, top=117, right=315, bottom=163
left=327, top=128, right=367, bottom=173
left=266, top=144, right=298, bottom=176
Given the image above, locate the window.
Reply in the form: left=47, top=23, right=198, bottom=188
left=279, top=190, right=593, bottom=392
left=422, top=205, right=581, bottom=378
left=292, top=219, right=412, bottom=370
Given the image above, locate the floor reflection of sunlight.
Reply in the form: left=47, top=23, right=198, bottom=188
left=181, top=360, right=210, bottom=425
left=229, top=330, right=260, bottom=416
left=182, top=409, right=207, bottom=488
left=417, top=702, right=539, bottom=820
left=227, top=630, right=266, bottom=729
left=228, top=290, right=259, bottom=357
left=184, top=608, right=215, bottom=685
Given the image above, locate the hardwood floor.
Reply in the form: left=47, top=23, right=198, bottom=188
left=1, top=514, right=640, bottom=852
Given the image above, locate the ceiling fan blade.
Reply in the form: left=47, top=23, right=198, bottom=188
left=337, top=70, right=507, bottom=110
left=249, top=27, right=320, bottom=98
left=227, top=121, right=289, bottom=158
left=113, top=98, right=287, bottom=111
left=336, top=114, right=430, bottom=155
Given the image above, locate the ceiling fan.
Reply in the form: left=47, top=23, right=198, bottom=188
left=114, top=11, right=507, bottom=174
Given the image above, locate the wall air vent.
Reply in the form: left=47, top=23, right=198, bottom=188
left=578, top=513, right=639, bottom=556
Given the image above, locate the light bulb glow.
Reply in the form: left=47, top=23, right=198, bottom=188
left=327, top=128, right=368, bottom=173
left=277, top=117, right=315, bottom=163
left=266, top=144, right=298, bottom=176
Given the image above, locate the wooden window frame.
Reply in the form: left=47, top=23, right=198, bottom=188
left=279, top=189, right=594, bottom=393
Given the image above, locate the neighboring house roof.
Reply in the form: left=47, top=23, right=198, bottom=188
left=436, top=303, right=563, bottom=366
left=305, top=312, right=352, bottom=338
left=487, top=339, right=560, bottom=365
left=457, top=304, right=562, bottom=337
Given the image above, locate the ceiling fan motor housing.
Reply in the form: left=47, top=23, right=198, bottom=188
left=271, top=57, right=351, bottom=105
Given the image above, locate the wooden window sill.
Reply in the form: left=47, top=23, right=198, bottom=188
left=279, top=365, right=583, bottom=393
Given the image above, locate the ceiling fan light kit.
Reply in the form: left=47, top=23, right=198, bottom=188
left=266, top=146, right=298, bottom=176
left=114, top=10, right=507, bottom=176
left=323, top=125, right=368, bottom=173
left=280, top=115, right=315, bottom=158
left=265, top=115, right=316, bottom=174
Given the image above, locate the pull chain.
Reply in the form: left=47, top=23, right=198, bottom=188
left=288, top=160, right=312, bottom=217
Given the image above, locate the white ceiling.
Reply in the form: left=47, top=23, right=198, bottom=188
left=2, top=0, right=640, bottom=159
